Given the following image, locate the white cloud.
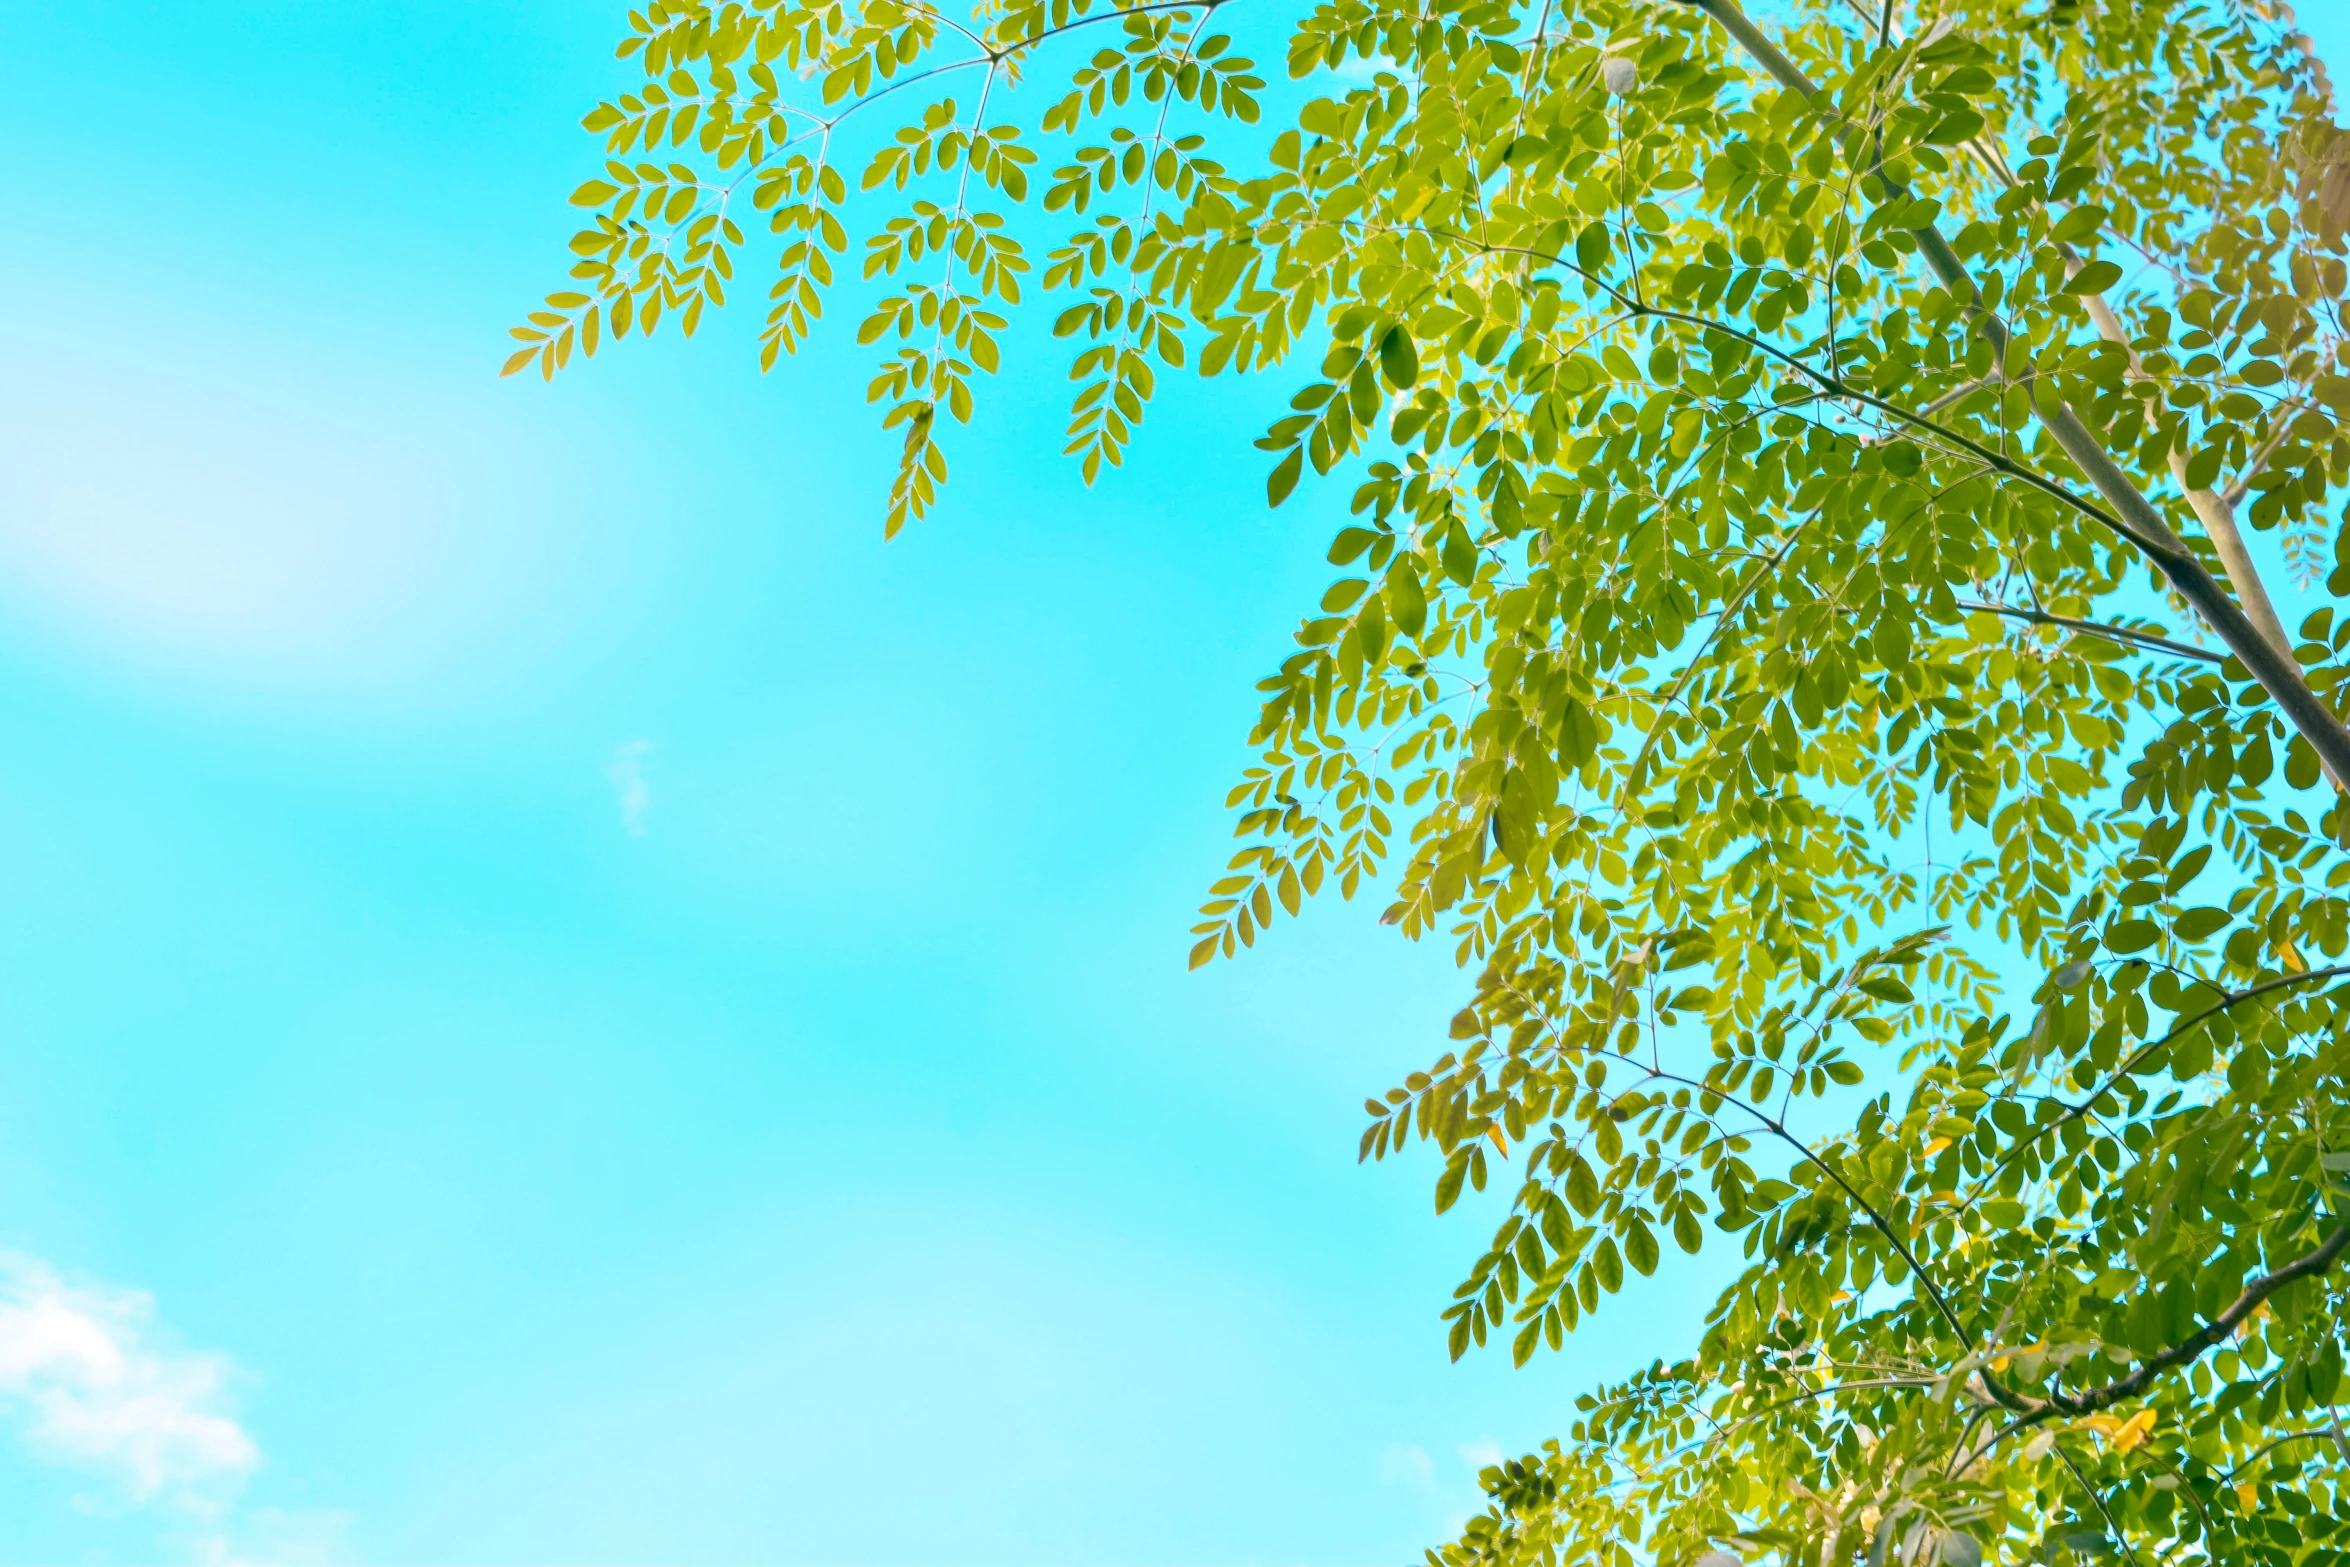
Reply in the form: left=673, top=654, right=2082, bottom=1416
left=0, top=1252, right=258, bottom=1504
left=1380, top=1441, right=1436, bottom=1490
left=0, top=349, right=474, bottom=683
left=0, top=306, right=592, bottom=701
left=608, top=739, right=655, bottom=835
left=195, top=1506, right=358, bottom=1567
left=1458, top=1437, right=1504, bottom=1472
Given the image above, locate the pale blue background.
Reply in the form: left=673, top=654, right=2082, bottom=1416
left=0, top=2, right=2338, bottom=1562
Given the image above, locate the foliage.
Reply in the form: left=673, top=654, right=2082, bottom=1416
left=511, top=0, right=2350, bottom=1563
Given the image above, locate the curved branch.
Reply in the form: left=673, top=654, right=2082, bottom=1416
left=1965, top=964, right=2350, bottom=1210
left=1644, top=1068, right=1973, bottom=1345
left=2225, top=1426, right=2344, bottom=1479
left=1992, top=1215, right=2350, bottom=1425
left=1960, top=600, right=2226, bottom=664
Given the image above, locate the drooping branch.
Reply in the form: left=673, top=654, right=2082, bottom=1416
left=1643, top=1068, right=1974, bottom=1347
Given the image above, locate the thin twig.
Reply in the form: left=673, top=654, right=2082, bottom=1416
left=1965, top=965, right=2350, bottom=1209
left=1959, top=600, right=2225, bottom=664
left=2224, top=1427, right=2343, bottom=1478
left=2224, top=400, right=2306, bottom=508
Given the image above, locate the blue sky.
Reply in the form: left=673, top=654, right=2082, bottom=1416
left=0, top=3, right=2342, bottom=1564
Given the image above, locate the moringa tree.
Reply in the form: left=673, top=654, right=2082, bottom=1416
left=512, top=0, right=2350, bottom=1562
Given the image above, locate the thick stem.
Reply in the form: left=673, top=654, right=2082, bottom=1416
left=2073, top=291, right=2294, bottom=658
left=2074, top=299, right=2346, bottom=785
left=1831, top=0, right=2297, bottom=662
left=1683, top=0, right=2350, bottom=788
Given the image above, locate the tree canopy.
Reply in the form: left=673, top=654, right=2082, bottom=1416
left=512, top=0, right=2350, bottom=1563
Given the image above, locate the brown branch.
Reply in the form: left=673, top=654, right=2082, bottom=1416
left=1990, top=1215, right=2350, bottom=1423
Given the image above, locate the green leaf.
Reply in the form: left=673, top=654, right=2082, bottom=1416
left=2287, top=735, right=2321, bottom=789
left=1386, top=555, right=1428, bottom=639
left=1440, top=521, right=1477, bottom=586
left=1574, top=220, right=1610, bottom=274
left=1266, top=446, right=1304, bottom=507
left=1565, top=1155, right=1599, bottom=1215
left=1925, top=108, right=1986, bottom=145
left=1625, top=1219, right=1658, bottom=1276
left=1435, top=1157, right=1467, bottom=1214
left=2063, top=259, right=2124, bottom=295
left=1855, top=974, right=1913, bottom=1003
left=1592, top=1236, right=1623, bottom=1294
left=2173, top=906, right=2230, bottom=941
left=2050, top=204, right=2109, bottom=244
left=2184, top=444, right=2226, bottom=490
left=1379, top=326, right=1419, bottom=389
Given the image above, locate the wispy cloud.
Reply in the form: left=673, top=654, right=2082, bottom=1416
left=0, top=318, right=572, bottom=693
left=195, top=1505, right=358, bottom=1567
left=0, top=1252, right=257, bottom=1504
left=607, top=739, right=654, bottom=836
left=1379, top=1442, right=1436, bottom=1490
left=1457, top=1438, right=1504, bottom=1472
left=0, top=1253, right=349, bottom=1562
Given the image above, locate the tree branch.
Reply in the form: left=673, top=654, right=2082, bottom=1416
left=1674, top=0, right=2350, bottom=796
left=1959, top=600, right=2225, bottom=664
left=1644, top=1068, right=1974, bottom=1346
left=2224, top=401, right=2305, bottom=509
left=2225, top=1427, right=2345, bottom=1479
left=1964, top=964, right=2350, bottom=1212
left=1995, top=1214, right=2350, bottom=1424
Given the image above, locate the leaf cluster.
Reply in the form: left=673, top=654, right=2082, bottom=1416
left=514, top=0, right=2350, bottom=1559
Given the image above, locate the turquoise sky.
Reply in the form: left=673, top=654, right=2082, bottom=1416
left=0, top=4, right=2342, bottom=1564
